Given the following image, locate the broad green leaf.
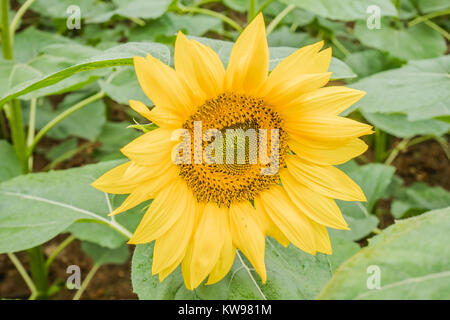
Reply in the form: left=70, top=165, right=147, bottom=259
left=344, top=50, right=402, bottom=80
left=348, top=55, right=450, bottom=121
left=191, top=37, right=356, bottom=80
left=0, top=161, right=140, bottom=253
left=354, top=21, right=446, bottom=61
left=264, top=3, right=315, bottom=26
left=98, top=67, right=149, bottom=105
left=416, top=0, right=450, bottom=13
left=390, top=182, right=450, bottom=218
left=81, top=242, right=130, bottom=266
left=93, top=122, right=141, bottom=161
left=20, top=0, right=113, bottom=20
left=328, top=238, right=360, bottom=273
left=267, top=26, right=316, bottom=48
left=88, top=0, right=171, bottom=23
left=331, top=163, right=395, bottom=240
left=280, top=0, right=397, bottom=20
left=0, top=42, right=170, bottom=106
left=132, top=239, right=333, bottom=300
left=361, top=112, right=450, bottom=138
left=0, top=140, right=21, bottom=182
left=318, top=208, right=450, bottom=299
left=45, top=138, right=78, bottom=162
left=25, top=91, right=106, bottom=141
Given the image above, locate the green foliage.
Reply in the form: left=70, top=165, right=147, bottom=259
left=318, top=208, right=450, bottom=299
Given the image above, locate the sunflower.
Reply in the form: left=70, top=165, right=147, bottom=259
left=92, top=13, right=372, bottom=290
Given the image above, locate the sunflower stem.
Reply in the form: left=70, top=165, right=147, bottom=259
left=72, top=263, right=100, bottom=300
left=266, top=4, right=295, bottom=35
left=177, top=3, right=242, bottom=32
left=27, top=246, right=49, bottom=299
left=9, top=0, right=36, bottom=43
left=28, top=90, right=105, bottom=156
left=248, top=0, right=257, bottom=22
left=408, top=9, right=450, bottom=27
left=45, top=235, right=76, bottom=271
left=7, top=252, right=38, bottom=299
left=374, top=128, right=387, bottom=163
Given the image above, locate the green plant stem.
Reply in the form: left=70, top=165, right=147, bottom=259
left=177, top=3, right=242, bottom=32
left=7, top=252, right=38, bottom=298
left=374, top=128, right=387, bottom=163
left=266, top=4, right=295, bottom=35
left=42, top=141, right=96, bottom=171
left=27, top=246, right=48, bottom=299
left=330, top=35, right=350, bottom=57
left=45, top=235, right=76, bottom=271
left=1, top=0, right=13, bottom=60
left=423, top=20, right=450, bottom=41
left=27, top=98, right=37, bottom=170
left=248, top=0, right=257, bottom=22
left=258, top=0, right=275, bottom=13
left=28, top=91, right=105, bottom=156
left=9, top=0, right=36, bottom=42
left=72, top=263, right=100, bottom=300
left=408, top=9, right=450, bottom=27
left=384, top=138, right=410, bottom=166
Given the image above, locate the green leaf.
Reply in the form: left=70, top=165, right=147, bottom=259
left=93, top=122, right=141, bottom=161
left=348, top=55, right=450, bottom=122
left=0, top=161, right=139, bottom=253
left=344, top=50, right=402, bottom=80
left=20, top=0, right=113, bottom=20
left=0, top=42, right=170, bottom=106
left=98, top=67, right=149, bottom=105
left=415, top=0, right=450, bottom=13
left=354, top=21, right=446, bottom=61
left=45, top=138, right=78, bottom=162
left=331, top=163, right=395, bottom=240
left=264, top=3, right=315, bottom=26
left=25, top=91, right=106, bottom=141
left=280, top=0, right=397, bottom=20
left=0, top=140, right=21, bottom=183
left=191, top=37, right=356, bottom=80
left=132, top=239, right=334, bottom=299
left=267, top=26, right=316, bottom=48
left=81, top=242, right=130, bottom=266
left=318, top=207, right=450, bottom=299
left=361, top=112, right=450, bottom=138
left=88, top=0, right=171, bottom=23
left=390, top=182, right=450, bottom=218
left=328, top=238, right=360, bottom=273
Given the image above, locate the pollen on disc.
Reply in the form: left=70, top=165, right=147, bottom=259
left=178, top=92, right=289, bottom=207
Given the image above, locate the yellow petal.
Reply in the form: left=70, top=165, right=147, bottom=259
left=120, top=128, right=175, bottom=166
left=225, top=13, right=268, bottom=94
left=309, top=220, right=332, bottom=255
left=264, top=41, right=324, bottom=90
left=158, top=251, right=184, bottom=282
left=128, top=179, right=189, bottom=244
left=133, top=55, right=195, bottom=120
left=152, top=192, right=196, bottom=275
left=129, top=99, right=152, bottom=121
left=254, top=200, right=290, bottom=247
left=281, top=87, right=366, bottom=116
left=286, top=155, right=366, bottom=201
left=148, top=106, right=183, bottom=128
left=285, top=115, right=373, bottom=142
left=189, top=203, right=227, bottom=289
left=109, top=164, right=179, bottom=216
left=206, top=219, right=236, bottom=285
left=263, top=73, right=332, bottom=108
left=257, top=186, right=316, bottom=255
left=229, top=201, right=267, bottom=283
left=175, top=32, right=225, bottom=103
left=91, top=162, right=137, bottom=194
left=280, top=169, right=349, bottom=229
left=289, top=138, right=368, bottom=166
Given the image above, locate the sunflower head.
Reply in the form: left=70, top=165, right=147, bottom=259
left=92, top=13, right=372, bottom=290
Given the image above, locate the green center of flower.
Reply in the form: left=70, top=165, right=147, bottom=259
left=178, top=92, right=289, bottom=207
